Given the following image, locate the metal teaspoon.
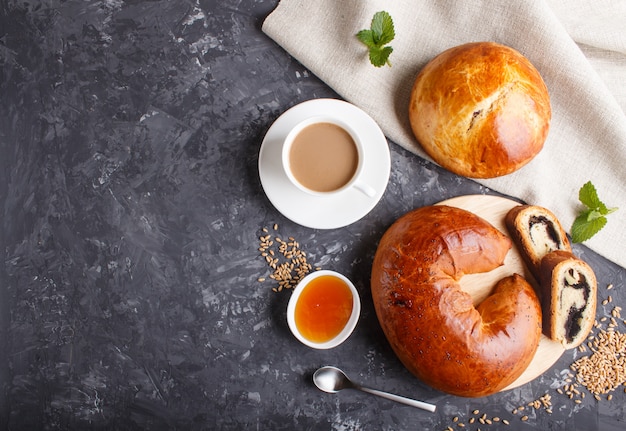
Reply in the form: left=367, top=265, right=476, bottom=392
left=312, top=366, right=437, bottom=412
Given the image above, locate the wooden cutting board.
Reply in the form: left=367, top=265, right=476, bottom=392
left=437, top=194, right=564, bottom=391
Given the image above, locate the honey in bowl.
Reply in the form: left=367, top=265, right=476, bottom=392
left=294, top=274, right=354, bottom=343
left=287, top=270, right=361, bottom=349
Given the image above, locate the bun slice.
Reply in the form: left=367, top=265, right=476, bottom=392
left=505, top=205, right=571, bottom=280
left=539, top=250, right=597, bottom=349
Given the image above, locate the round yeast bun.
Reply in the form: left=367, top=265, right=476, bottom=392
left=371, top=205, right=542, bottom=397
left=409, top=42, right=551, bottom=178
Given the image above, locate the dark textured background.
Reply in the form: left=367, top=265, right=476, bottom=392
left=1, top=0, right=625, bottom=429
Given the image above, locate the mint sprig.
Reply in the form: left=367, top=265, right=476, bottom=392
left=356, top=11, right=395, bottom=68
left=571, top=181, right=618, bottom=243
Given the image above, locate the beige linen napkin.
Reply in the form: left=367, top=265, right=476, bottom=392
left=262, top=0, right=626, bottom=268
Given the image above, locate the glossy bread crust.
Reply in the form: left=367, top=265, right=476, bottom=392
left=409, top=42, right=551, bottom=178
left=371, top=205, right=542, bottom=397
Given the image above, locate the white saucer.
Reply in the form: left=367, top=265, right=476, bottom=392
left=258, top=99, right=390, bottom=229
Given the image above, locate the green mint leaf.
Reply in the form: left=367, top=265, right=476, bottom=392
left=357, top=11, right=395, bottom=67
left=586, top=209, right=604, bottom=221
left=570, top=180, right=618, bottom=242
left=571, top=212, right=607, bottom=243
left=370, top=11, right=395, bottom=46
left=369, top=46, right=393, bottom=68
left=578, top=181, right=602, bottom=210
left=356, top=29, right=376, bottom=48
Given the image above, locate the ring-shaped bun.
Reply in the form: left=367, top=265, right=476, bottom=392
left=371, top=205, right=542, bottom=397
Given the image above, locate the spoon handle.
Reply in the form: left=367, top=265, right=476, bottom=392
left=357, top=385, right=437, bottom=412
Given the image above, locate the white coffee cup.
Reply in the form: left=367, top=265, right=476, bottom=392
left=282, top=116, right=376, bottom=197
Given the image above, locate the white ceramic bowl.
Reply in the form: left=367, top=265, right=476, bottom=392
left=287, top=270, right=361, bottom=349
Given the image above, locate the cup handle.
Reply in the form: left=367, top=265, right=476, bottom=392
left=354, top=181, right=376, bottom=198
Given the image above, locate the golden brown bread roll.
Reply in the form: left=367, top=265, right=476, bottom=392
left=371, top=205, right=542, bottom=397
left=409, top=42, right=551, bottom=178
left=505, top=204, right=571, bottom=281
left=539, top=250, right=597, bottom=349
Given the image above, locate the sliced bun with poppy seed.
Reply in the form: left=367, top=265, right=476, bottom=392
left=505, top=205, right=571, bottom=280
left=539, top=250, right=597, bottom=349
